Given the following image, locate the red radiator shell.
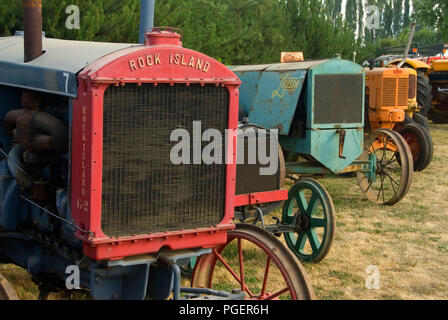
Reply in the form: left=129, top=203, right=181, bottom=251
left=71, top=33, right=241, bottom=260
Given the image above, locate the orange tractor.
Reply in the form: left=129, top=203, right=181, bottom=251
left=365, top=66, right=433, bottom=172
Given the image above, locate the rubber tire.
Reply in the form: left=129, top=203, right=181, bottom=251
left=428, top=106, right=448, bottom=124
left=412, top=112, right=430, bottom=131
left=398, top=123, right=432, bottom=172
left=416, top=70, right=433, bottom=117
left=191, top=224, right=315, bottom=300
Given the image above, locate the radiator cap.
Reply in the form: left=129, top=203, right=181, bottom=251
left=145, top=27, right=182, bottom=47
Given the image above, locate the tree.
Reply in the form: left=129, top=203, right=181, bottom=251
left=413, top=0, right=448, bottom=42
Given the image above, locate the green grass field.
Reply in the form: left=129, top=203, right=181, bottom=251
left=1, top=124, right=447, bottom=300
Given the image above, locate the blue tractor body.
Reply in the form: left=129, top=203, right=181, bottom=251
left=0, top=33, right=216, bottom=300
left=231, top=58, right=365, bottom=174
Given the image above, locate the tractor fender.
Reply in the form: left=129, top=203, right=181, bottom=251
left=386, top=58, right=431, bottom=71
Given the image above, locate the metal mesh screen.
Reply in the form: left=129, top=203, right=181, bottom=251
left=382, top=78, right=396, bottom=107
left=409, top=74, right=416, bottom=99
left=313, top=74, right=363, bottom=124
left=398, top=78, right=408, bottom=106
left=101, top=83, right=229, bottom=237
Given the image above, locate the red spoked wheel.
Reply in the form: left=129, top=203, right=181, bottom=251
left=191, top=224, right=314, bottom=300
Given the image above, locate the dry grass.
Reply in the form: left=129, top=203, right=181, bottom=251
left=1, top=124, right=447, bottom=300
left=299, top=123, right=448, bottom=300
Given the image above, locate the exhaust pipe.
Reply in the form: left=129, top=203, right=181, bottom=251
left=23, top=0, right=43, bottom=62
left=139, top=0, right=155, bottom=44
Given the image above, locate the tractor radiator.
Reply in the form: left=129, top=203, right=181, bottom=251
left=408, top=74, right=416, bottom=99
left=398, top=77, right=408, bottom=106
left=101, top=83, right=228, bottom=237
left=313, top=74, right=363, bottom=124
left=382, top=78, right=396, bottom=107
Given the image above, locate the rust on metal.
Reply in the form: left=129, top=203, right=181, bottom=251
left=23, top=0, right=41, bottom=7
left=281, top=52, right=304, bottom=63
left=337, top=129, right=347, bottom=159
left=23, top=0, right=43, bottom=62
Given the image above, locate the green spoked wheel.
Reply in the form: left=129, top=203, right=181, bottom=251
left=282, top=178, right=336, bottom=263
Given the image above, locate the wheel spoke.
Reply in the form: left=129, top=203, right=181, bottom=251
left=367, top=135, right=375, bottom=153
left=307, top=230, right=320, bottom=253
left=388, top=176, right=396, bottom=194
left=260, top=256, right=271, bottom=297
left=283, top=214, right=294, bottom=225
left=310, top=217, right=326, bottom=228
left=264, top=287, right=289, bottom=300
left=383, top=171, right=400, bottom=187
left=306, top=193, right=319, bottom=216
left=238, top=238, right=245, bottom=293
left=364, top=175, right=374, bottom=193
left=386, top=157, right=398, bottom=166
left=376, top=174, right=385, bottom=201
left=212, top=249, right=254, bottom=297
left=294, top=191, right=308, bottom=213
left=381, top=135, right=387, bottom=162
left=295, top=232, right=307, bottom=251
left=387, top=148, right=397, bottom=164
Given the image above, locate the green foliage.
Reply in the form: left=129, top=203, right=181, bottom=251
left=0, top=0, right=445, bottom=65
left=413, top=0, right=448, bottom=42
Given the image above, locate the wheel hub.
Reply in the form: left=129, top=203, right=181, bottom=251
left=295, top=211, right=310, bottom=232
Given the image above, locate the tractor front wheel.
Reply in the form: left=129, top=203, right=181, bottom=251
left=191, top=224, right=315, bottom=300
left=417, top=70, right=433, bottom=117
left=357, top=129, right=413, bottom=205
left=397, top=123, right=433, bottom=172
left=282, top=178, right=335, bottom=263
left=412, top=112, right=430, bottom=131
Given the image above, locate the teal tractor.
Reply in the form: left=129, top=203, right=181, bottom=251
left=231, top=56, right=413, bottom=263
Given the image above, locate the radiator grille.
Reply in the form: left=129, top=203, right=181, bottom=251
left=398, top=77, right=409, bottom=106
left=313, top=74, right=363, bottom=124
left=408, top=74, right=416, bottom=99
left=101, top=83, right=229, bottom=237
left=382, top=78, right=396, bottom=107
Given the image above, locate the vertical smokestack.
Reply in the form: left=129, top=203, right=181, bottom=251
left=139, top=0, right=155, bottom=44
left=23, top=0, right=43, bottom=62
